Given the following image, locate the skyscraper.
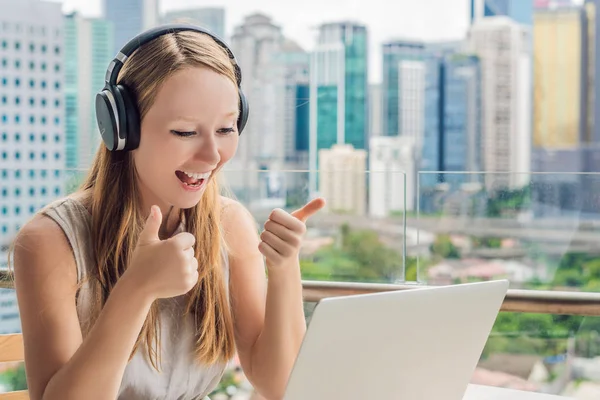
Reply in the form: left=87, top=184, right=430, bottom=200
left=275, top=39, right=310, bottom=166
left=420, top=51, right=482, bottom=211
left=583, top=0, right=600, bottom=144
left=369, top=84, right=383, bottom=138
left=442, top=55, right=483, bottom=185
left=162, top=7, right=225, bottom=39
left=65, top=12, right=113, bottom=170
left=533, top=6, right=584, bottom=149
left=309, top=22, right=368, bottom=195
left=471, top=0, right=535, bottom=25
left=272, top=39, right=311, bottom=202
left=381, top=40, right=425, bottom=137
left=226, top=14, right=288, bottom=206
left=103, top=0, right=159, bottom=53
left=468, top=17, right=532, bottom=191
left=0, top=0, right=66, bottom=333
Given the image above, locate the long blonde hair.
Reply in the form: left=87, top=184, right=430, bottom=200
left=80, top=30, right=237, bottom=368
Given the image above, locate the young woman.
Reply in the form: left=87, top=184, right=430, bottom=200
left=11, top=25, right=324, bottom=400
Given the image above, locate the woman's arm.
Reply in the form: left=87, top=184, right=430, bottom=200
left=13, top=215, right=154, bottom=400
left=222, top=198, right=324, bottom=400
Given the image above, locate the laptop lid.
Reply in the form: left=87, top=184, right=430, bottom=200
left=283, top=280, right=509, bottom=400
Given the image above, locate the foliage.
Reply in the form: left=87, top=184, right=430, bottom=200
left=486, top=186, right=531, bottom=217
left=471, top=237, right=502, bottom=249
left=301, top=223, right=404, bottom=283
left=484, top=249, right=600, bottom=359
left=429, top=234, right=460, bottom=259
left=0, top=363, right=27, bottom=392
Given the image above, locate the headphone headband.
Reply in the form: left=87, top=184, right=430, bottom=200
left=105, top=24, right=242, bottom=88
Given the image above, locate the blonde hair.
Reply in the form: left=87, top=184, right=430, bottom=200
left=80, top=30, right=237, bottom=368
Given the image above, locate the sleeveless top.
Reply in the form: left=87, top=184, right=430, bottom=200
left=40, top=196, right=230, bottom=400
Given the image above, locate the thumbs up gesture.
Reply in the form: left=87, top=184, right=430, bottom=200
left=123, top=205, right=199, bottom=301
left=259, top=198, right=326, bottom=271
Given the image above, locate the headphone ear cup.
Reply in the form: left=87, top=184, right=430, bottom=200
left=110, top=85, right=129, bottom=151
left=95, top=88, right=120, bottom=151
left=117, top=84, right=141, bottom=150
left=237, top=90, right=249, bottom=135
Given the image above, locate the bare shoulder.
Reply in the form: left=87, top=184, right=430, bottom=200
left=12, top=214, right=82, bottom=399
left=219, top=196, right=260, bottom=258
left=220, top=196, right=257, bottom=230
left=12, top=212, right=78, bottom=290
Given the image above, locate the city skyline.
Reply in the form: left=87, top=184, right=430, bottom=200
left=48, top=0, right=477, bottom=83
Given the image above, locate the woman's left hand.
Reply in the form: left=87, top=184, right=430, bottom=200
left=258, top=198, right=326, bottom=271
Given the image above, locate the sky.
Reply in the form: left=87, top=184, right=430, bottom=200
left=47, top=0, right=585, bottom=82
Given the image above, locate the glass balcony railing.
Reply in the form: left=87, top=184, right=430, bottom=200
left=414, top=171, right=600, bottom=292
left=1, top=168, right=600, bottom=398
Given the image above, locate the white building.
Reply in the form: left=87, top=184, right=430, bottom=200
left=369, top=136, right=417, bottom=217
left=162, top=7, right=225, bottom=40
left=369, top=83, right=383, bottom=138
left=0, top=0, right=66, bottom=333
left=227, top=14, right=287, bottom=206
left=468, top=17, right=532, bottom=190
left=319, top=144, right=367, bottom=216
left=103, top=0, right=159, bottom=52
left=399, top=59, right=426, bottom=148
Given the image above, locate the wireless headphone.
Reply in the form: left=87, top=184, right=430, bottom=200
left=95, top=23, right=249, bottom=152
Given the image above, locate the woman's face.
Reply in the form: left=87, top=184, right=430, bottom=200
left=132, top=66, right=239, bottom=212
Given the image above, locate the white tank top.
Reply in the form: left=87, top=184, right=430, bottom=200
left=41, top=196, right=230, bottom=399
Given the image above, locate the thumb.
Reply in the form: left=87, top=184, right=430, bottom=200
left=291, top=197, right=326, bottom=223
left=139, top=205, right=162, bottom=244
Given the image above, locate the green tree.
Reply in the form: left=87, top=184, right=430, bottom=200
left=301, top=225, right=404, bottom=283
left=430, top=234, right=460, bottom=259
left=0, top=363, right=27, bottom=391
left=405, top=257, right=418, bottom=281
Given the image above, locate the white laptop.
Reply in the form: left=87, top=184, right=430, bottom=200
left=283, top=280, right=509, bottom=400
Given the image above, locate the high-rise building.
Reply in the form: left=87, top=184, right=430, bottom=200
left=420, top=51, right=483, bottom=211
left=583, top=0, right=600, bottom=144
left=275, top=39, right=310, bottom=167
left=468, top=17, right=532, bottom=191
left=103, top=0, right=159, bottom=53
left=268, top=39, right=312, bottom=203
left=227, top=14, right=293, bottom=207
left=369, top=84, right=383, bottom=138
left=319, top=144, right=367, bottom=216
left=309, top=22, right=368, bottom=195
left=398, top=59, right=426, bottom=146
left=533, top=6, right=584, bottom=149
left=381, top=40, right=425, bottom=137
left=65, top=12, right=113, bottom=170
left=442, top=55, right=483, bottom=185
left=369, top=136, right=417, bottom=216
left=162, top=7, right=225, bottom=39
left=471, top=0, right=535, bottom=25
left=0, top=0, right=66, bottom=333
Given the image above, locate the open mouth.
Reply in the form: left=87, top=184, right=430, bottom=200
left=175, top=170, right=211, bottom=188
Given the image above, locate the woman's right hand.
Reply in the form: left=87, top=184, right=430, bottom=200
left=123, top=205, right=199, bottom=301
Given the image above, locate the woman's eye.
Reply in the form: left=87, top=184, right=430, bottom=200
left=171, top=130, right=195, bottom=137
left=218, top=127, right=235, bottom=135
